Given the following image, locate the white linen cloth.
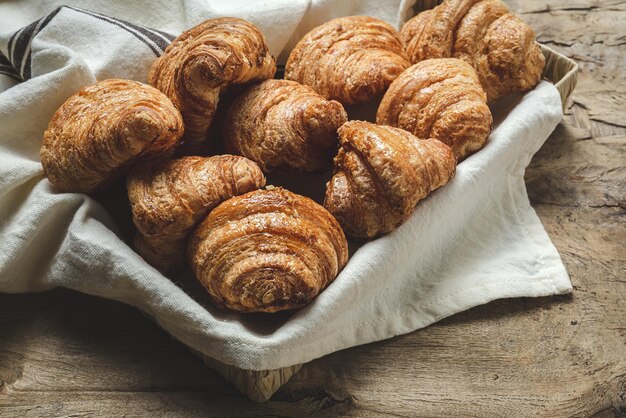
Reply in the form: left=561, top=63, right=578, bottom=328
left=0, top=0, right=572, bottom=371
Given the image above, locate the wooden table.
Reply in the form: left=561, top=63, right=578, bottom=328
left=1, top=1, right=625, bottom=416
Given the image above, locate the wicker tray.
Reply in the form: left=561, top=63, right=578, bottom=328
left=178, top=44, right=578, bottom=403
left=168, top=1, right=579, bottom=401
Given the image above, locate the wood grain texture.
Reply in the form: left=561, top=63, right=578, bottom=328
left=1, top=1, right=625, bottom=416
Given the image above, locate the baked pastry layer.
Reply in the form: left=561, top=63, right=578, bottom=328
left=377, top=58, right=492, bottom=160
left=285, top=15, right=409, bottom=104
left=224, top=79, right=348, bottom=172
left=149, top=17, right=276, bottom=151
left=41, top=79, right=183, bottom=193
left=325, top=121, right=456, bottom=239
left=189, top=187, right=349, bottom=313
left=127, top=155, right=265, bottom=273
left=401, top=0, right=545, bottom=102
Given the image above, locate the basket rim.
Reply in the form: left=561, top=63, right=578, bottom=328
left=540, top=43, right=579, bottom=108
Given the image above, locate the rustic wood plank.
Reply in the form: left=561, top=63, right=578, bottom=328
left=1, top=0, right=625, bottom=416
left=526, top=124, right=625, bottom=208
left=0, top=291, right=236, bottom=394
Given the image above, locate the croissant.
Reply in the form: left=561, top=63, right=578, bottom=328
left=189, top=187, right=349, bottom=313
left=285, top=16, right=410, bottom=104
left=40, top=79, right=183, bottom=193
left=401, top=0, right=545, bottom=102
left=127, top=155, right=265, bottom=273
left=376, top=58, right=492, bottom=160
left=149, top=17, right=276, bottom=150
left=223, top=79, right=348, bottom=172
left=324, top=121, right=456, bottom=239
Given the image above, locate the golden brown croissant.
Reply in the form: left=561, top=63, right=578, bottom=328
left=376, top=58, right=492, bottom=160
left=324, top=121, right=456, bottom=239
left=189, top=187, right=349, bottom=313
left=285, top=16, right=410, bottom=104
left=149, top=17, right=276, bottom=150
left=223, top=79, right=348, bottom=172
left=127, top=155, right=265, bottom=273
left=40, top=79, right=183, bottom=193
left=401, top=0, right=545, bottom=102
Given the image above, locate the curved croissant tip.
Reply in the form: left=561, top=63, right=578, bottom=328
left=207, top=259, right=321, bottom=313
left=324, top=173, right=351, bottom=221
left=183, top=55, right=225, bottom=93
left=305, top=100, right=347, bottom=135
left=123, top=108, right=160, bottom=138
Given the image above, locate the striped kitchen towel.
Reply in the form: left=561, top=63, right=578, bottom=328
left=0, top=5, right=174, bottom=91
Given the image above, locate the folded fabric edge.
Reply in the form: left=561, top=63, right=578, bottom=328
left=163, top=274, right=573, bottom=372
left=510, top=174, right=572, bottom=294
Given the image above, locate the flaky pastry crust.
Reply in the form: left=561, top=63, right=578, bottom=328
left=377, top=58, right=492, bottom=160
left=188, top=188, right=349, bottom=313
left=127, top=155, right=265, bottom=273
left=285, top=15, right=410, bottom=104
left=40, top=79, right=183, bottom=193
left=149, top=17, right=276, bottom=150
left=223, top=79, right=348, bottom=172
left=324, top=121, right=456, bottom=239
left=401, top=0, right=545, bottom=102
